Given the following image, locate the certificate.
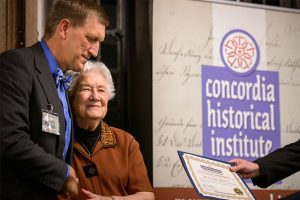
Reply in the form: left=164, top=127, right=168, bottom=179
left=178, top=151, right=256, bottom=200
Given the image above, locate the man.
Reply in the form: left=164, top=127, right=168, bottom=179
left=0, top=0, right=109, bottom=199
left=229, top=139, right=300, bottom=199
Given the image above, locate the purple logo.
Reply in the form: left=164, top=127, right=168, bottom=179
left=202, top=29, right=280, bottom=163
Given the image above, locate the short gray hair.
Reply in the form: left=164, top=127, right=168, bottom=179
left=68, top=61, right=115, bottom=100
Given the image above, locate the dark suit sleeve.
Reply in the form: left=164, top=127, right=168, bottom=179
left=0, top=49, right=67, bottom=192
left=252, top=139, right=300, bottom=188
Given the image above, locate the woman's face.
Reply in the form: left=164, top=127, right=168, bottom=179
left=71, top=71, right=109, bottom=125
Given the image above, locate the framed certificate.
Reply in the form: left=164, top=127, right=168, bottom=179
left=178, top=151, right=256, bottom=200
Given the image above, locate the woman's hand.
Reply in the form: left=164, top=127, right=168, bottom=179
left=82, top=188, right=113, bottom=200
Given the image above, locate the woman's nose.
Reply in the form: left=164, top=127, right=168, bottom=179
left=89, top=91, right=100, bottom=101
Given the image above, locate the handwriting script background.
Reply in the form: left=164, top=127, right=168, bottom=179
left=153, top=0, right=300, bottom=190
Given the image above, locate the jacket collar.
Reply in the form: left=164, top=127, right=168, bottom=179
left=100, top=121, right=116, bottom=147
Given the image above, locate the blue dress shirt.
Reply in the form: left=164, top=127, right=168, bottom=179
left=40, top=40, right=71, bottom=177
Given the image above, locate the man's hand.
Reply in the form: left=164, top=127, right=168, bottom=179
left=58, top=167, right=78, bottom=199
left=229, top=158, right=260, bottom=179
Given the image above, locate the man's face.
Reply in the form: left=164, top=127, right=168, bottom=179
left=72, top=71, right=109, bottom=126
left=62, top=15, right=105, bottom=72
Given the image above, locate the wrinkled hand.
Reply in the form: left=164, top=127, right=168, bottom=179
left=229, top=158, right=260, bottom=179
left=82, top=188, right=112, bottom=200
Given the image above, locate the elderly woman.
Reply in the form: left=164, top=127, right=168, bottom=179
left=68, top=61, right=154, bottom=200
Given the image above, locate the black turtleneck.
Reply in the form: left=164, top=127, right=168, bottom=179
left=74, top=122, right=101, bottom=154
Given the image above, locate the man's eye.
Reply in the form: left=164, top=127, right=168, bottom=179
left=87, top=36, right=97, bottom=43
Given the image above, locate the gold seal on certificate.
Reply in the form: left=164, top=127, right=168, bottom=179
left=178, top=151, right=256, bottom=200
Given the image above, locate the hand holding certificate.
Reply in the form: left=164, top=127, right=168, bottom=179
left=178, top=151, right=256, bottom=200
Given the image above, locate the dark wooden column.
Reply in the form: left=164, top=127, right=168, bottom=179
left=127, top=0, right=153, bottom=183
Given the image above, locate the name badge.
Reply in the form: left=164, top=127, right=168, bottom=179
left=42, top=104, right=60, bottom=135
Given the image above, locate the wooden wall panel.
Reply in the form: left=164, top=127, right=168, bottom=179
left=25, top=0, right=38, bottom=47
left=0, top=0, right=7, bottom=52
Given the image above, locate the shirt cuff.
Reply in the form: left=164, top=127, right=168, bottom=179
left=65, top=165, right=70, bottom=179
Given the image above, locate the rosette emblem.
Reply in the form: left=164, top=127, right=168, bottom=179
left=220, top=29, right=260, bottom=76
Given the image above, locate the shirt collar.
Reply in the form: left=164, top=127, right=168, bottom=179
left=40, top=40, right=60, bottom=77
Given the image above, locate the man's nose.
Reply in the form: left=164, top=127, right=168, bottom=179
left=88, top=42, right=99, bottom=57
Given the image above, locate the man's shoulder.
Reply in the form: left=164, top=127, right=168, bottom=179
left=0, top=42, right=41, bottom=58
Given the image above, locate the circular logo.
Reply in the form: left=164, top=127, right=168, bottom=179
left=234, top=188, right=244, bottom=195
left=220, top=29, right=260, bottom=76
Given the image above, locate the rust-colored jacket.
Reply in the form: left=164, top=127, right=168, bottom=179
left=72, top=122, right=153, bottom=199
